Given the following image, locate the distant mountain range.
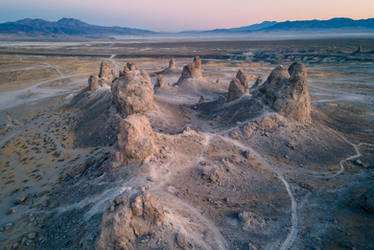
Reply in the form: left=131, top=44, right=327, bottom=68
left=0, top=18, right=154, bottom=38
left=203, top=18, right=374, bottom=33
left=0, top=17, right=373, bottom=39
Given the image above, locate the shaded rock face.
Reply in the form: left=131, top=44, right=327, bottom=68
left=97, top=191, right=165, bottom=250
left=177, top=56, right=202, bottom=83
left=227, top=70, right=249, bottom=102
left=250, top=76, right=264, bottom=91
left=116, top=114, right=155, bottom=163
left=112, top=68, right=154, bottom=116
left=154, top=74, right=164, bottom=92
left=255, top=62, right=311, bottom=123
left=359, top=190, right=374, bottom=214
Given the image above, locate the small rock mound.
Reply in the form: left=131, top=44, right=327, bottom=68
left=227, top=70, right=249, bottom=102
left=176, top=56, right=202, bottom=84
left=97, top=191, right=165, bottom=249
left=255, top=62, right=311, bottom=123
left=116, top=114, right=155, bottom=163
left=112, top=67, right=154, bottom=116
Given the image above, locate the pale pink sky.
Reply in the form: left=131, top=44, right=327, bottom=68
left=1, top=0, right=373, bottom=31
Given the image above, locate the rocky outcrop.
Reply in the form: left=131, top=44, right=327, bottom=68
left=255, top=62, right=311, bottom=123
left=97, top=191, right=165, bottom=250
left=88, top=75, right=99, bottom=91
left=250, top=76, right=264, bottom=91
left=176, top=56, right=202, bottom=84
left=227, top=70, right=249, bottom=102
left=112, top=67, right=154, bottom=116
left=116, top=114, right=155, bottom=163
left=158, top=58, right=179, bottom=75
left=88, top=61, right=117, bottom=91
left=358, top=190, right=374, bottom=214
left=154, top=74, right=164, bottom=92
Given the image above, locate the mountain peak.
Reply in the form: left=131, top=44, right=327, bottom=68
left=57, top=18, right=87, bottom=26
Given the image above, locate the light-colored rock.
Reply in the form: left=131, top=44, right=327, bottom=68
left=116, top=114, right=155, bottom=163
left=96, top=191, right=165, bottom=250
left=176, top=56, right=202, bottom=84
left=88, top=75, right=99, bottom=91
left=227, top=70, right=249, bottom=102
left=98, top=60, right=115, bottom=82
left=255, top=62, right=311, bottom=123
left=112, top=69, right=154, bottom=116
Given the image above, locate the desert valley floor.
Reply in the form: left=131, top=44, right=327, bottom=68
left=0, top=38, right=374, bottom=249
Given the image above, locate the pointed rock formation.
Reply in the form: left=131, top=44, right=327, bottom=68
left=88, top=75, right=99, bottom=91
left=227, top=70, right=249, bottom=102
left=99, top=60, right=116, bottom=82
left=255, top=62, right=311, bottom=123
left=112, top=67, right=154, bottom=116
left=250, top=76, right=264, bottom=91
left=176, top=56, right=202, bottom=84
left=97, top=191, right=165, bottom=249
left=116, top=114, right=155, bottom=163
left=154, top=74, right=164, bottom=92
left=158, top=58, right=179, bottom=75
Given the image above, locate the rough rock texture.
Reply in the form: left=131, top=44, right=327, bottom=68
left=98, top=61, right=115, bottom=82
left=112, top=68, right=154, bottom=116
left=116, top=114, right=155, bottom=163
left=227, top=70, right=249, bottom=102
left=176, top=56, right=202, bottom=84
left=154, top=74, right=164, bottom=91
left=88, top=75, right=99, bottom=91
left=97, top=191, right=165, bottom=250
left=158, top=58, right=179, bottom=75
left=255, top=62, right=311, bottom=123
left=250, top=76, right=264, bottom=90
left=359, top=190, right=374, bottom=213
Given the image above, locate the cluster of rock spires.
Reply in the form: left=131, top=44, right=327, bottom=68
left=88, top=61, right=117, bottom=91
left=80, top=57, right=313, bottom=248
left=226, top=62, right=311, bottom=123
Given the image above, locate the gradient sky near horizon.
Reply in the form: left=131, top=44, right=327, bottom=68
left=0, top=0, right=373, bottom=31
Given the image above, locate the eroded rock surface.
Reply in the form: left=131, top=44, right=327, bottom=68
left=112, top=68, right=154, bottom=116
left=154, top=74, right=164, bottom=92
left=116, top=114, right=155, bottom=163
left=227, top=70, right=249, bottom=102
left=97, top=191, right=165, bottom=250
left=177, top=56, right=202, bottom=84
left=255, top=62, right=311, bottom=123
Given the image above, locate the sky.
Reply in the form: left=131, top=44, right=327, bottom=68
left=0, top=0, right=373, bottom=32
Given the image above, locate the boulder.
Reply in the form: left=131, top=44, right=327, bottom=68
left=112, top=68, right=154, bottom=116
left=97, top=191, right=165, bottom=250
left=116, top=114, right=155, bottom=163
left=255, top=62, right=311, bottom=123
left=227, top=70, right=249, bottom=102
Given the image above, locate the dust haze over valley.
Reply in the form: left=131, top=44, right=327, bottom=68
left=0, top=32, right=374, bottom=250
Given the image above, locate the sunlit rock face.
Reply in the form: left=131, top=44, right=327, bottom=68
left=96, top=191, right=165, bottom=250
left=111, top=67, right=154, bottom=116
left=176, top=56, right=203, bottom=84
left=254, top=62, right=311, bottom=123
left=116, top=114, right=155, bottom=164
left=227, top=70, right=249, bottom=102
